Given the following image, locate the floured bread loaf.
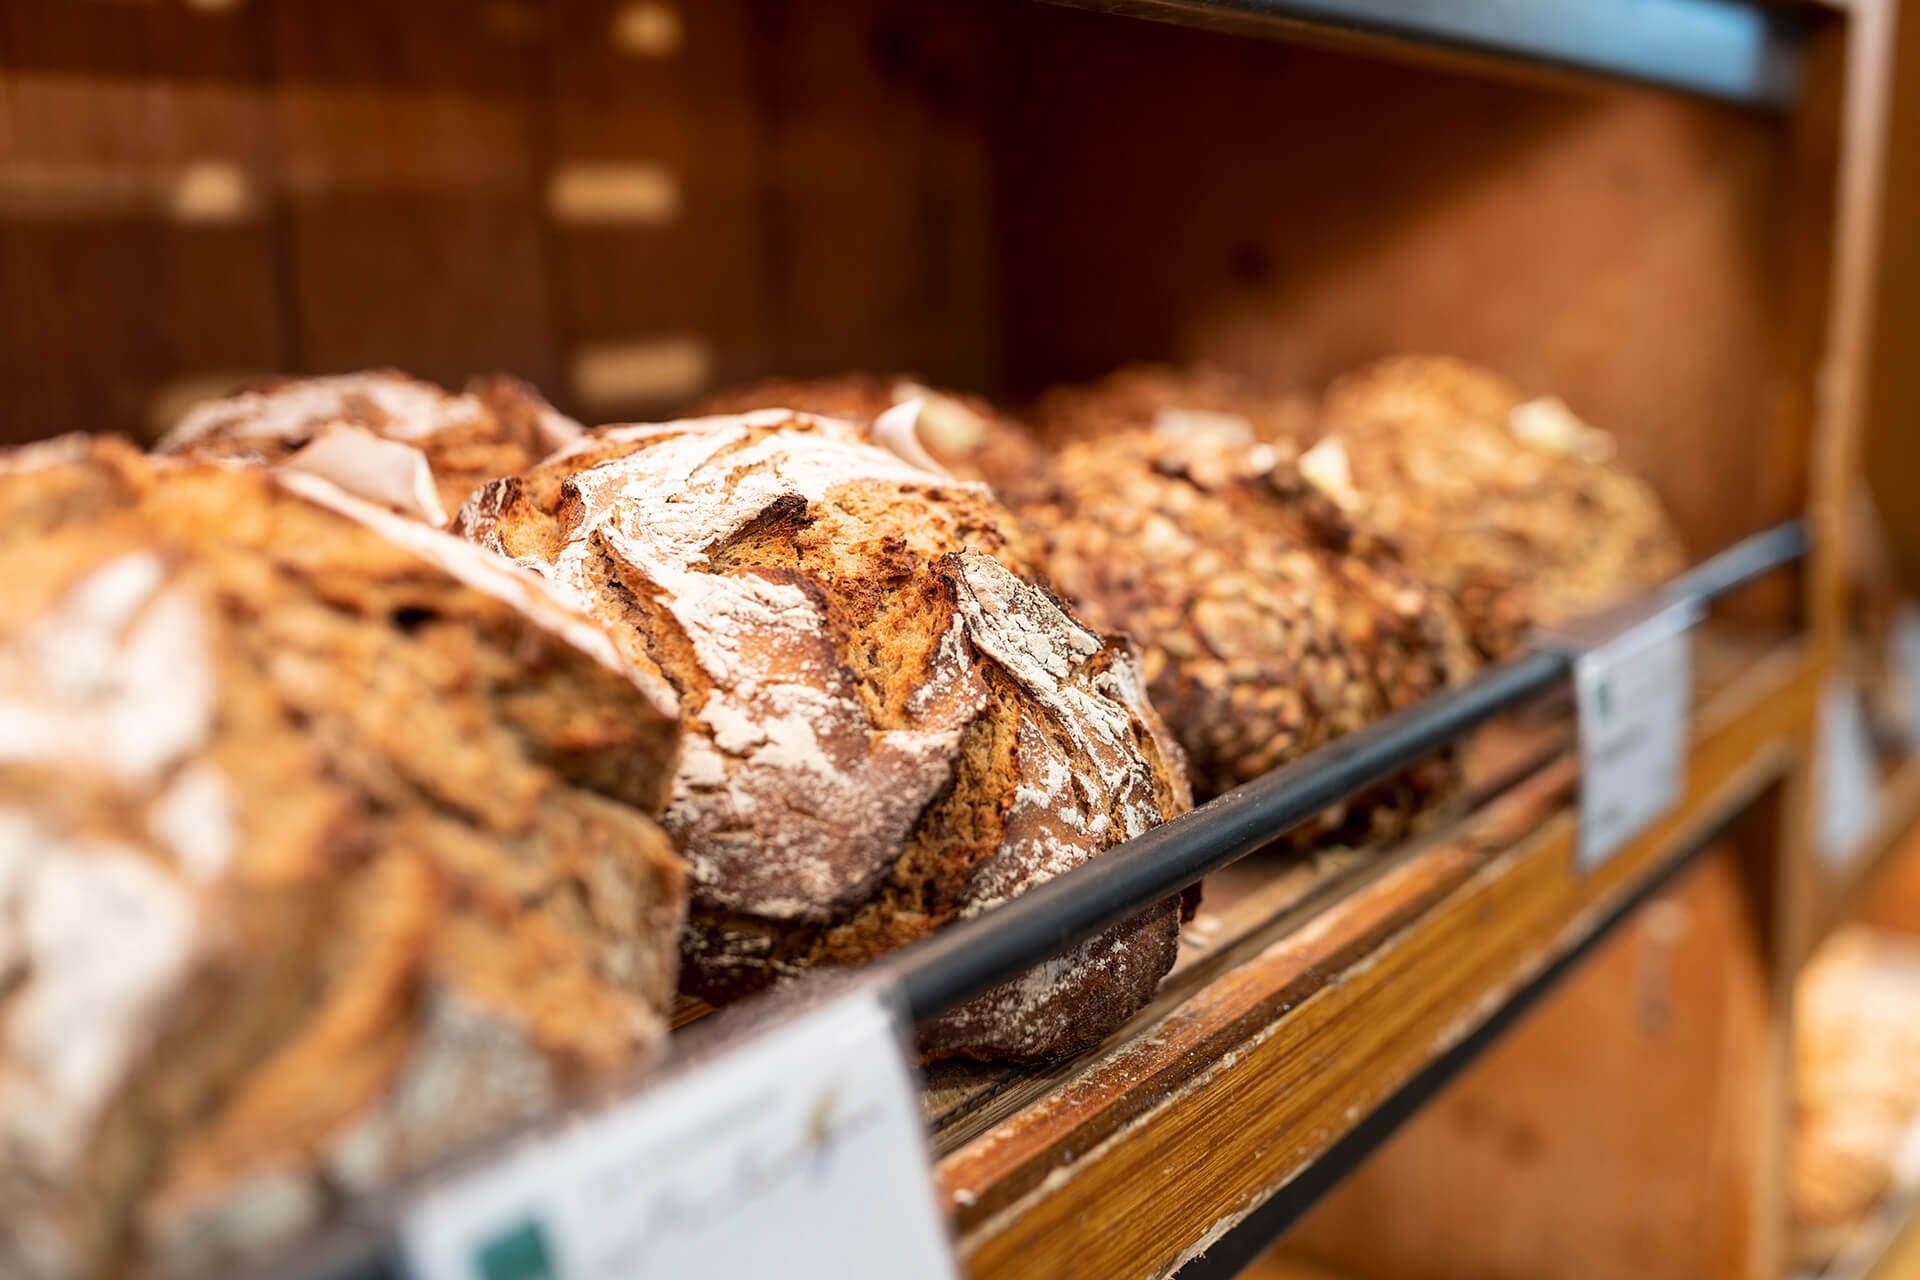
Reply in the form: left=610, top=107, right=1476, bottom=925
left=1015, top=424, right=1476, bottom=838
left=696, top=373, right=1047, bottom=500
left=1034, top=364, right=1315, bottom=447
left=0, top=439, right=682, bottom=1279
left=1313, top=356, right=1686, bottom=659
left=155, top=370, right=582, bottom=526
left=459, top=410, right=1191, bottom=1061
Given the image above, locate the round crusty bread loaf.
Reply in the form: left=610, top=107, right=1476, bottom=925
left=0, top=439, right=683, bottom=1280
left=1014, top=424, right=1476, bottom=839
left=457, top=410, right=1193, bottom=1061
left=155, top=369, right=582, bottom=526
left=1312, top=356, right=1686, bottom=660
left=1033, top=364, right=1316, bottom=447
left=695, top=372, right=1048, bottom=501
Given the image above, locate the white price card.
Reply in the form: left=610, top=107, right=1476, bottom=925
left=1817, top=677, right=1882, bottom=870
left=1891, top=604, right=1920, bottom=752
left=401, top=990, right=956, bottom=1280
left=1572, top=604, right=1696, bottom=872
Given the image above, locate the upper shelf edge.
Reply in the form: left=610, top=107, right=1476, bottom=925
left=1029, top=0, right=1812, bottom=109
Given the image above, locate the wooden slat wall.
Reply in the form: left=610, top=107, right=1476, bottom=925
left=0, top=2, right=283, bottom=441
left=266, top=0, right=558, bottom=393
left=543, top=0, right=763, bottom=416
left=0, top=0, right=1005, bottom=441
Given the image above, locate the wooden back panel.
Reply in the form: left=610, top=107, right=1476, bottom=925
left=0, top=1, right=1827, bottom=556
left=992, top=2, right=1813, bottom=562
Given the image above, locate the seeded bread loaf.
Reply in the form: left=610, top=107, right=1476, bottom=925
left=459, top=410, right=1192, bottom=1061
left=1014, top=425, right=1476, bottom=840
left=1790, top=928, right=1920, bottom=1264
left=0, top=439, right=683, bottom=1279
left=155, top=370, right=582, bottom=526
left=696, top=373, right=1048, bottom=500
left=1034, top=364, right=1315, bottom=447
left=1311, top=356, right=1686, bottom=659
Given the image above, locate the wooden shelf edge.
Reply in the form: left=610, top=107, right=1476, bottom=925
left=1811, top=755, right=1920, bottom=946
left=940, top=642, right=1817, bottom=1280
left=1028, top=0, right=1813, bottom=108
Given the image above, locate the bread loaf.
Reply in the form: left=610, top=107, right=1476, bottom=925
left=1034, top=364, right=1315, bottom=447
left=1312, top=356, right=1686, bottom=659
left=1014, top=424, right=1475, bottom=839
left=696, top=373, right=1047, bottom=500
left=0, top=440, right=682, bottom=1279
left=459, top=410, right=1192, bottom=1060
left=155, top=370, right=582, bottom=526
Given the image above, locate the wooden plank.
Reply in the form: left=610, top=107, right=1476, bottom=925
left=266, top=0, right=557, bottom=389
left=1809, top=756, right=1920, bottom=945
left=1794, top=0, right=1900, bottom=962
left=539, top=0, right=763, bottom=417
left=941, top=642, right=1815, bottom=1280
left=1275, top=836, right=1785, bottom=1280
left=0, top=0, right=284, bottom=443
left=748, top=0, right=998, bottom=389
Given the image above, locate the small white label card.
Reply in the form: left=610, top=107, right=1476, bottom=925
left=402, top=990, right=956, bottom=1280
left=1891, top=604, right=1920, bottom=751
left=1817, top=676, right=1882, bottom=870
left=1571, top=603, right=1697, bottom=872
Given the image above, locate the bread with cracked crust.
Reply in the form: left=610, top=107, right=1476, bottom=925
left=458, top=409, right=1193, bottom=1061
left=0, top=438, right=682, bottom=1280
left=696, top=372, right=1048, bottom=501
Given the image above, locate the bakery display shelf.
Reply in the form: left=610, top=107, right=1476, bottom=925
left=883, top=519, right=1806, bottom=1028
left=933, top=626, right=1813, bottom=1280
left=266, top=523, right=1805, bottom=1280
left=1031, top=0, right=1812, bottom=107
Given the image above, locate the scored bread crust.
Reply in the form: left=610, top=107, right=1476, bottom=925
left=695, top=372, right=1049, bottom=502
left=1015, top=425, right=1476, bottom=840
left=458, top=410, right=1193, bottom=1061
left=155, top=369, right=583, bottom=524
left=0, top=440, right=682, bottom=1279
left=1314, top=356, right=1687, bottom=660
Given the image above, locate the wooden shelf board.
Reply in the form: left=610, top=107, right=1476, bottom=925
left=1028, top=0, right=1815, bottom=108
left=936, top=638, right=1815, bottom=1280
left=1810, top=754, right=1920, bottom=947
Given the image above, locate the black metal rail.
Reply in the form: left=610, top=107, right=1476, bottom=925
left=1174, top=760, right=1787, bottom=1279
left=888, top=517, right=1807, bottom=1023
left=1032, top=0, right=1812, bottom=108
left=280, top=518, right=1805, bottom=1280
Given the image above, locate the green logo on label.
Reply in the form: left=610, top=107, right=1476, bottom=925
left=474, top=1218, right=556, bottom=1280
left=1596, top=678, right=1611, bottom=720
